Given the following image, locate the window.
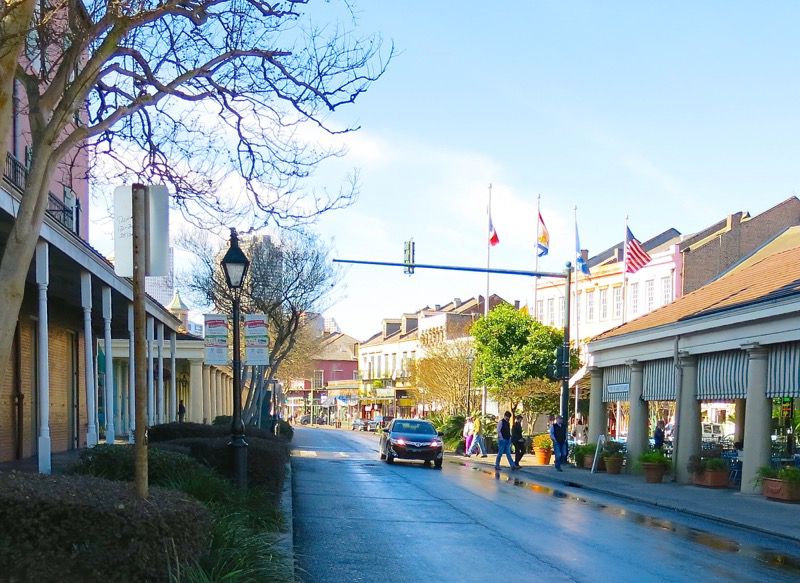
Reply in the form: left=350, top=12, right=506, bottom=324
left=576, top=292, right=582, bottom=323
left=536, top=300, right=544, bottom=322
left=599, top=288, right=608, bottom=320
left=313, top=370, right=324, bottom=390
left=661, top=276, right=673, bottom=305
left=558, top=298, right=565, bottom=327
left=630, top=282, right=639, bottom=315
left=586, top=290, right=595, bottom=321
left=645, top=280, right=655, bottom=312
left=547, top=298, right=555, bottom=325
left=613, top=286, right=622, bottom=319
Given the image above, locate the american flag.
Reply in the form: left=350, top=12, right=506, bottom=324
left=624, top=227, right=652, bottom=274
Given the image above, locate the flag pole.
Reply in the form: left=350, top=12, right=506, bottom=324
left=533, top=194, right=541, bottom=320
left=621, top=215, right=629, bottom=325
left=573, top=205, right=580, bottom=427
left=485, top=183, right=492, bottom=317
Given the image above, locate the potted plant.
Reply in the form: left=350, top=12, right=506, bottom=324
left=532, top=433, right=552, bottom=465
left=688, top=455, right=729, bottom=488
left=574, top=443, right=606, bottom=471
left=756, top=466, right=800, bottom=502
left=637, top=449, right=671, bottom=483
left=603, top=441, right=625, bottom=475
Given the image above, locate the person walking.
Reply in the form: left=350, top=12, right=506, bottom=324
left=495, top=411, right=516, bottom=470
left=653, top=420, right=665, bottom=450
left=462, top=416, right=474, bottom=456
left=178, top=399, right=186, bottom=423
left=549, top=414, right=568, bottom=471
left=467, top=415, right=488, bottom=457
left=512, top=415, right=525, bottom=468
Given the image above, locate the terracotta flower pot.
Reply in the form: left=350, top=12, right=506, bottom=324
left=762, top=478, right=800, bottom=502
left=534, top=447, right=552, bottom=465
left=642, top=462, right=667, bottom=483
left=583, top=454, right=606, bottom=471
left=693, top=469, right=729, bottom=488
left=604, top=456, right=623, bottom=474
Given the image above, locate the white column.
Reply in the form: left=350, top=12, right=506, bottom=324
left=741, top=345, right=770, bottom=494
left=128, top=304, right=136, bottom=443
left=189, top=359, right=204, bottom=423
left=587, top=366, right=605, bottom=444
left=102, top=286, right=115, bottom=443
left=147, top=316, right=155, bottom=425
left=675, top=354, right=700, bottom=484
left=626, top=361, right=647, bottom=463
left=114, top=359, right=124, bottom=432
left=157, top=322, right=165, bottom=424
left=170, top=330, right=177, bottom=422
left=81, top=271, right=98, bottom=446
left=36, top=241, right=51, bottom=474
left=209, top=368, right=218, bottom=422
left=202, top=365, right=211, bottom=424
left=216, top=370, right=224, bottom=418
left=226, top=375, right=232, bottom=415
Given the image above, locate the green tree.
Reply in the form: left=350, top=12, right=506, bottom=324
left=471, top=303, right=563, bottom=414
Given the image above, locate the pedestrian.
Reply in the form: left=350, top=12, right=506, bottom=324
left=495, top=411, right=517, bottom=470
left=462, top=416, right=474, bottom=456
left=512, top=414, right=525, bottom=468
left=467, top=415, right=488, bottom=457
left=549, top=414, right=568, bottom=471
left=178, top=399, right=186, bottom=423
left=653, top=420, right=665, bottom=450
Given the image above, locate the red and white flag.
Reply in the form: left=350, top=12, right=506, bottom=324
left=624, top=227, right=652, bottom=274
left=488, top=211, right=500, bottom=246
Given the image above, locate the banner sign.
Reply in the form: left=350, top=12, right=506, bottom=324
left=244, top=313, right=269, bottom=365
left=204, top=314, right=229, bottom=365
left=607, top=383, right=630, bottom=395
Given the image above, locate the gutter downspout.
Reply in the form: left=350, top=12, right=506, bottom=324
left=13, top=321, right=23, bottom=460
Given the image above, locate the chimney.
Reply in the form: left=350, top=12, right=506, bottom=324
left=453, top=298, right=461, bottom=306
left=435, top=304, right=441, bottom=310
left=514, top=300, right=520, bottom=309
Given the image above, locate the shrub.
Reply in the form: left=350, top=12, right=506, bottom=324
left=429, top=413, right=466, bottom=450
left=756, top=465, right=800, bottom=486
left=603, top=440, right=625, bottom=459
left=149, top=422, right=287, bottom=444
left=212, top=415, right=233, bottom=426
left=0, top=471, right=211, bottom=583
left=638, top=449, right=672, bottom=470
left=573, top=443, right=598, bottom=466
left=532, top=433, right=552, bottom=450
left=68, top=444, right=205, bottom=486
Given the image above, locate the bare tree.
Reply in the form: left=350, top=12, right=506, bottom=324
left=0, top=0, right=391, bottom=400
left=181, top=228, right=336, bottom=425
left=415, top=340, right=474, bottom=416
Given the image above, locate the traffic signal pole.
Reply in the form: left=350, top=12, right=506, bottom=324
left=560, top=262, right=572, bottom=419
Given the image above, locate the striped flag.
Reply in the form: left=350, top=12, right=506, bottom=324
left=624, top=227, right=652, bottom=274
left=537, top=212, right=549, bottom=257
left=575, top=224, right=590, bottom=275
left=488, top=209, right=500, bottom=246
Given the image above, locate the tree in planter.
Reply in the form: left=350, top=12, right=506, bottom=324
left=471, top=304, right=565, bottom=414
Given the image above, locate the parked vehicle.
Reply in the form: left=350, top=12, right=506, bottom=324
left=352, top=418, right=369, bottom=431
left=379, top=418, right=444, bottom=469
left=299, top=415, right=311, bottom=425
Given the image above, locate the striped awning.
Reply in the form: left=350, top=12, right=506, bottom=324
left=697, top=350, right=748, bottom=400
left=642, top=358, right=676, bottom=401
left=767, top=342, right=800, bottom=398
left=602, top=364, right=630, bottom=402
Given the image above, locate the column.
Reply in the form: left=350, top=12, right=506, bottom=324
left=741, top=345, right=770, bottom=494
left=157, top=322, right=165, bottom=424
left=626, top=361, right=648, bottom=463
left=102, top=286, right=115, bottom=443
left=128, top=304, right=136, bottom=444
left=587, top=366, right=605, bottom=444
left=81, top=271, right=98, bottom=447
left=146, top=316, right=155, bottom=425
left=170, top=330, right=177, bottom=422
left=734, top=398, right=746, bottom=445
left=114, top=359, right=124, bottom=432
left=36, top=242, right=51, bottom=473
left=675, top=354, right=700, bottom=484
left=209, top=367, right=218, bottom=422
left=202, top=365, right=211, bottom=424
left=216, top=370, right=224, bottom=417
left=189, top=359, right=204, bottom=423
left=226, top=376, right=232, bottom=415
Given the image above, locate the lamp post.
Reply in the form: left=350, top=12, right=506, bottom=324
left=221, top=228, right=250, bottom=490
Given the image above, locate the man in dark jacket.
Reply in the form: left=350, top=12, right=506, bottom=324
left=549, top=414, right=568, bottom=471
left=494, top=411, right=516, bottom=470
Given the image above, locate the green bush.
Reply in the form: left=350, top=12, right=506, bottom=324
left=573, top=443, right=598, bottom=466
left=429, top=413, right=466, bottom=450
left=756, top=465, right=800, bottom=485
left=0, top=471, right=211, bottom=583
left=68, top=444, right=205, bottom=486
left=212, top=415, right=233, bottom=426
left=638, top=449, right=672, bottom=470
left=149, top=422, right=287, bottom=443
left=603, top=440, right=625, bottom=459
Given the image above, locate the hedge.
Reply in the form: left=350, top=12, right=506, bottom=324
left=149, top=422, right=289, bottom=444
left=0, top=471, right=211, bottom=583
left=67, top=444, right=207, bottom=486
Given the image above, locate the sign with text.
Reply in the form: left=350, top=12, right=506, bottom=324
left=606, top=383, right=630, bottom=395
left=113, top=184, right=169, bottom=277
left=204, top=314, right=229, bottom=365
left=244, top=314, right=269, bottom=366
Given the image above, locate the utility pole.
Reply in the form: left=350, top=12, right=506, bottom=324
left=560, top=263, right=572, bottom=419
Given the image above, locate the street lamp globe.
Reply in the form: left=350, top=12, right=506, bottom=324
left=221, top=228, right=250, bottom=289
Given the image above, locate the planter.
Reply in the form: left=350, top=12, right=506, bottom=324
left=604, top=456, right=623, bottom=475
left=761, top=478, right=800, bottom=502
left=582, top=454, right=606, bottom=471
left=642, top=462, right=667, bottom=483
left=693, top=469, right=729, bottom=488
left=534, top=447, right=552, bottom=466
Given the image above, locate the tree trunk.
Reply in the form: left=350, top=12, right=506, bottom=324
left=0, top=0, right=37, bottom=150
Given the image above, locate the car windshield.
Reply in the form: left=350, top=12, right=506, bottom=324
left=392, top=421, right=436, bottom=435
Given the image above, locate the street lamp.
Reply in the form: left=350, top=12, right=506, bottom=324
left=221, top=228, right=250, bottom=489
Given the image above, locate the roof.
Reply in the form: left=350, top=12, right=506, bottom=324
left=316, top=332, right=359, bottom=360
left=167, top=290, right=189, bottom=311
left=593, top=227, right=800, bottom=341
left=587, top=228, right=681, bottom=268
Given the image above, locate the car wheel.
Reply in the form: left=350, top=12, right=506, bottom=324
left=434, top=459, right=443, bottom=470
left=386, top=450, right=394, bottom=464
left=379, top=447, right=386, bottom=460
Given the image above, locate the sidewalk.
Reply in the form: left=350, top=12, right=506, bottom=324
left=447, top=452, right=800, bottom=543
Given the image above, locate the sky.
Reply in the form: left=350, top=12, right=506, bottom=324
left=90, top=2, right=800, bottom=341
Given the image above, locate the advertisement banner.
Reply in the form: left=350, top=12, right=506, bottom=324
left=244, top=313, right=270, bottom=366
left=204, top=314, right=229, bottom=365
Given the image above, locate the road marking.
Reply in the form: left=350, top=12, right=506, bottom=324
left=296, top=450, right=318, bottom=457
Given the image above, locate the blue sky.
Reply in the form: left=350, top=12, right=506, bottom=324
left=90, top=3, right=800, bottom=340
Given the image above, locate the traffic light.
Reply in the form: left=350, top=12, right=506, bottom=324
left=549, top=345, right=569, bottom=379
left=403, top=239, right=415, bottom=274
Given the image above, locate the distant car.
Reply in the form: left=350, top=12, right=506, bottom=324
left=379, top=418, right=444, bottom=469
left=352, top=418, right=368, bottom=431
left=299, top=415, right=311, bottom=425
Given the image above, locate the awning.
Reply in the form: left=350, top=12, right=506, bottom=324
left=697, top=350, right=748, bottom=400
left=569, top=365, right=587, bottom=389
left=768, top=342, right=800, bottom=397
left=602, top=364, right=630, bottom=402
left=642, top=358, right=676, bottom=401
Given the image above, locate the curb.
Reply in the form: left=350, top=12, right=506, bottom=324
left=277, top=460, right=295, bottom=581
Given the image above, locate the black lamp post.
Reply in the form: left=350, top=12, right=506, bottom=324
left=221, top=228, right=250, bottom=489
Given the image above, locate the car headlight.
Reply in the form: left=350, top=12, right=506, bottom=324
left=391, top=437, right=406, bottom=446
left=430, top=438, right=443, bottom=447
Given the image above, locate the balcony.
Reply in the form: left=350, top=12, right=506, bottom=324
left=4, top=152, right=81, bottom=235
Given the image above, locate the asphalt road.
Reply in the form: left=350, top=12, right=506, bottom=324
left=291, top=426, right=800, bottom=583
